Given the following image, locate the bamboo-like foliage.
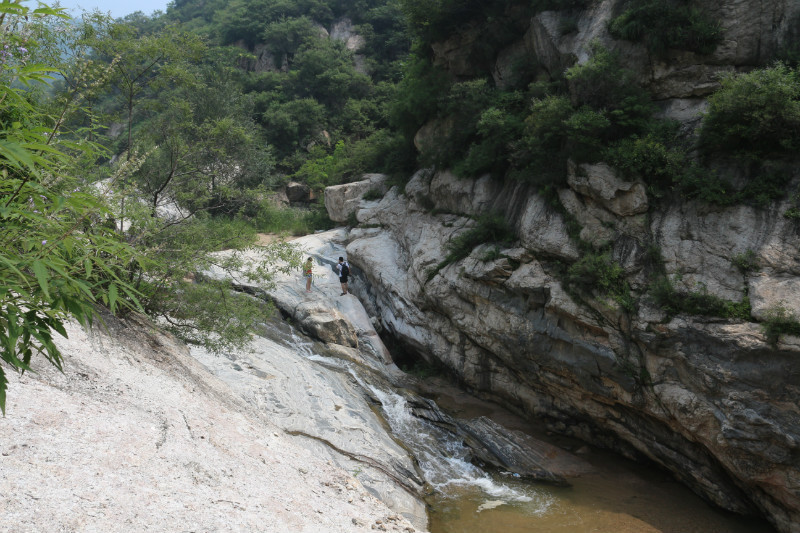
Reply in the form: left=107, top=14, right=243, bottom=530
left=0, top=0, right=144, bottom=414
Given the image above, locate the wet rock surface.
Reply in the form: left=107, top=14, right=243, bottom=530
left=203, top=229, right=613, bottom=529
left=404, top=397, right=583, bottom=486
left=459, top=416, right=584, bottom=485
left=188, top=321, right=428, bottom=529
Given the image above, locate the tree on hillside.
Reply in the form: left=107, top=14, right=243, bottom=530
left=131, top=69, right=275, bottom=217
left=0, top=2, right=302, bottom=414
left=90, top=22, right=206, bottom=160
left=87, top=22, right=205, bottom=229
left=262, top=15, right=318, bottom=68
left=214, top=0, right=335, bottom=47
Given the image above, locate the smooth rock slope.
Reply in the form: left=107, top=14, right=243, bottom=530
left=0, top=310, right=423, bottom=533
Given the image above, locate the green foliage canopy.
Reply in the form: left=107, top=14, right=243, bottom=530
left=0, top=0, right=142, bottom=414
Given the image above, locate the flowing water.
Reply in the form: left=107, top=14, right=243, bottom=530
left=261, top=319, right=777, bottom=533
left=367, top=387, right=547, bottom=507
left=367, top=380, right=775, bottom=533
left=406, top=379, right=778, bottom=533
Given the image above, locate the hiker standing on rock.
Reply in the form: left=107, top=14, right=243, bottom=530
left=337, top=256, right=350, bottom=296
left=304, top=257, right=313, bottom=292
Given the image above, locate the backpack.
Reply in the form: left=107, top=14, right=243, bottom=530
left=341, top=262, right=350, bottom=276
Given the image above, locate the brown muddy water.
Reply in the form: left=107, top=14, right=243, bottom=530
left=414, top=377, right=777, bottom=533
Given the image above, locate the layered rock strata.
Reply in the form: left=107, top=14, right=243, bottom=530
left=343, top=2, right=800, bottom=529
left=326, top=169, right=800, bottom=533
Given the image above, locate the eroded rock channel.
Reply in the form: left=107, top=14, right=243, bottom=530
left=321, top=164, right=800, bottom=533
left=208, top=228, right=783, bottom=533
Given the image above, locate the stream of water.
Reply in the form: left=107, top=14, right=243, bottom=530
left=369, top=381, right=775, bottom=533
left=262, top=320, right=778, bottom=533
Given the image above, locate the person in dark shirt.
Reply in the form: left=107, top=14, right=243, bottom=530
left=337, top=256, right=350, bottom=296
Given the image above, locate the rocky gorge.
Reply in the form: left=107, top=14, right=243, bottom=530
left=322, top=1, right=800, bottom=531
left=324, top=167, right=800, bottom=531
left=2, top=0, right=799, bottom=531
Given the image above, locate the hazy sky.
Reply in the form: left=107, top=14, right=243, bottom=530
left=53, top=0, right=169, bottom=19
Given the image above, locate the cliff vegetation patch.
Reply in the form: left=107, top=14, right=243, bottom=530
left=565, top=252, right=635, bottom=312
left=649, top=277, right=752, bottom=321
left=761, top=305, right=800, bottom=346
left=426, top=213, right=516, bottom=282
left=608, top=0, right=722, bottom=57
left=700, top=64, right=800, bottom=158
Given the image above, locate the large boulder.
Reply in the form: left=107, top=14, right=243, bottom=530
left=557, top=162, right=649, bottom=249
left=428, top=170, right=501, bottom=216
left=324, top=174, right=389, bottom=223
left=517, top=194, right=580, bottom=260
left=567, top=162, right=648, bottom=217
left=295, top=300, right=359, bottom=347
left=285, top=181, right=312, bottom=203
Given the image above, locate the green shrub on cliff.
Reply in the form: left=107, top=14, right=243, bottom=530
left=603, top=130, right=689, bottom=195
left=420, top=79, right=496, bottom=169
left=608, top=0, right=722, bottom=57
left=566, top=253, right=635, bottom=311
left=514, top=46, right=654, bottom=184
left=389, top=53, right=449, bottom=138
left=761, top=305, right=800, bottom=346
left=649, top=277, right=751, bottom=320
left=453, top=92, right=527, bottom=178
left=700, top=63, right=800, bottom=157
left=426, top=213, right=516, bottom=281
left=515, top=94, right=574, bottom=184
left=600, top=122, right=732, bottom=202
left=565, top=44, right=654, bottom=138
left=446, top=213, right=517, bottom=263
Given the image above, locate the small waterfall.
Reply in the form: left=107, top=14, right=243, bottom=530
left=289, top=332, right=317, bottom=359
left=368, top=386, right=553, bottom=514
left=281, top=323, right=553, bottom=515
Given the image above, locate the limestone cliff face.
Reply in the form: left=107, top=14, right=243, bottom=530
left=324, top=2, right=800, bottom=531
left=490, top=0, right=800, bottom=101
left=328, top=170, right=800, bottom=533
